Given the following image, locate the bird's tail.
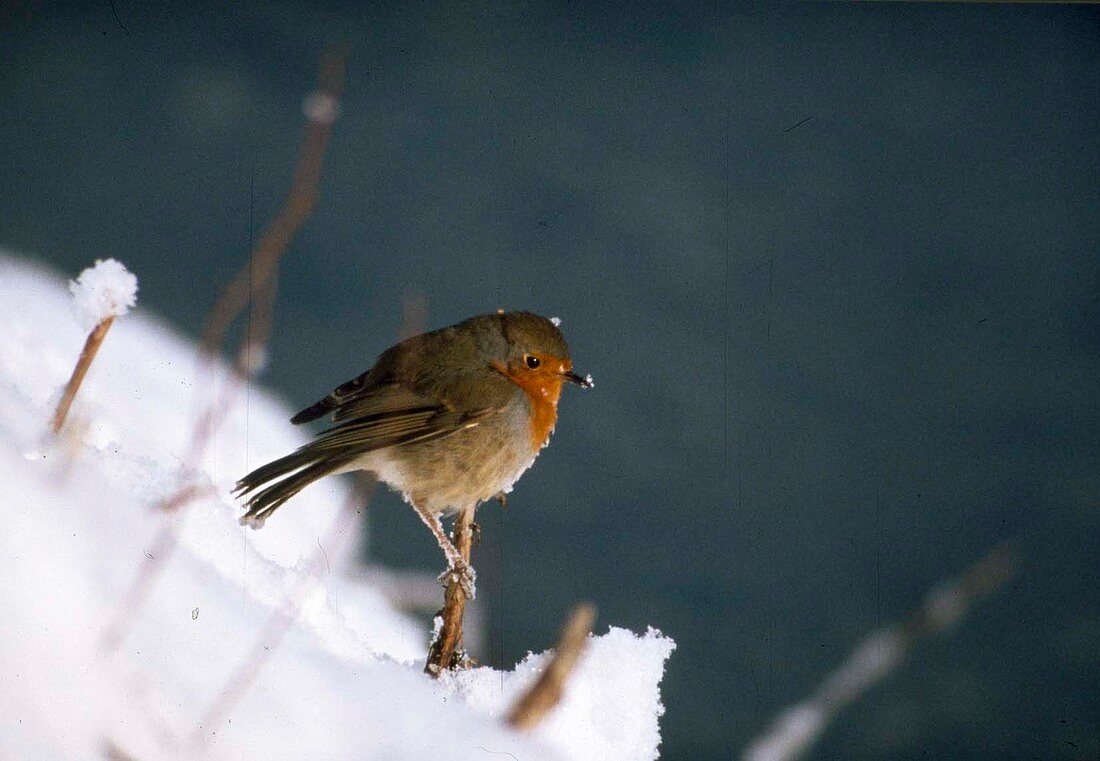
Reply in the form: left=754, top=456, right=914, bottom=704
left=234, top=448, right=352, bottom=528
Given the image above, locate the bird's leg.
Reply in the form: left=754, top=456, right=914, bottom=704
left=411, top=501, right=476, bottom=598
left=412, top=501, right=462, bottom=566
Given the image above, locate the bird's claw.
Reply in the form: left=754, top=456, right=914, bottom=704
left=437, top=562, right=477, bottom=599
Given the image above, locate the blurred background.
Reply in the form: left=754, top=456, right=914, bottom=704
left=2, top=2, right=1098, bottom=758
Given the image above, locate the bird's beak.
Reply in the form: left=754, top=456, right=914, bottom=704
left=562, top=370, right=594, bottom=389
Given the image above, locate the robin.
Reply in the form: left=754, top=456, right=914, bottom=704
left=234, top=310, right=592, bottom=595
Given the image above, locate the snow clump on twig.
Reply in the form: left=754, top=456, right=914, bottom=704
left=70, top=258, right=138, bottom=328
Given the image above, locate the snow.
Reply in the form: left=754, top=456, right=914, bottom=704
left=550, top=316, right=562, bottom=327
left=451, top=627, right=676, bottom=761
left=0, top=250, right=675, bottom=761
left=69, top=258, right=139, bottom=328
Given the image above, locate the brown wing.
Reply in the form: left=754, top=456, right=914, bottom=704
left=293, top=377, right=498, bottom=456
left=290, top=367, right=379, bottom=425
left=310, top=401, right=496, bottom=453
left=236, top=380, right=494, bottom=528
left=289, top=322, right=512, bottom=452
left=330, top=382, right=431, bottom=423
left=290, top=332, right=440, bottom=425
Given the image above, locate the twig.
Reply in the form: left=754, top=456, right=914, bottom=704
left=100, top=44, right=349, bottom=654
left=742, top=541, right=1018, bottom=761
left=101, top=737, right=139, bottom=761
left=506, top=603, right=596, bottom=730
left=399, top=288, right=429, bottom=341
left=50, top=316, right=115, bottom=434
left=50, top=258, right=136, bottom=444
left=188, top=41, right=350, bottom=467
left=188, top=475, right=375, bottom=750
left=425, top=507, right=478, bottom=675
left=98, top=520, right=177, bottom=653
left=190, top=293, right=425, bottom=746
left=199, top=43, right=348, bottom=360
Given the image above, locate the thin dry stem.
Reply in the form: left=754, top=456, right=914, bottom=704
left=100, top=44, right=349, bottom=653
left=507, top=603, right=596, bottom=730
left=190, top=294, right=422, bottom=744
left=100, top=738, right=140, bottom=761
left=742, top=540, right=1019, bottom=761
left=200, top=44, right=349, bottom=363
left=186, top=43, right=348, bottom=466
left=50, top=316, right=115, bottom=434
left=399, top=289, right=429, bottom=341
left=188, top=476, right=375, bottom=750
left=99, top=521, right=178, bottom=653
left=425, top=507, right=477, bottom=675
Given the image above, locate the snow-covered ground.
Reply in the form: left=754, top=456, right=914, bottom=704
left=0, top=251, right=675, bottom=760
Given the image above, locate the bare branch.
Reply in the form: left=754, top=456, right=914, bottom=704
left=51, top=316, right=115, bottom=434
left=190, top=291, right=422, bottom=747
left=200, top=43, right=349, bottom=362
left=507, top=603, right=597, bottom=730
left=188, top=475, right=376, bottom=751
left=100, top=738, right=139, bottom=761
left=100, top=44, right=349, bottom=654
left=186, top=42, right=350, bottom=466
left=742, top=541, right=1018, bottom=761
left=425, top=507, right=478, bottom=675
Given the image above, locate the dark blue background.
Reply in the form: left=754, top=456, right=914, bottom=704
left=3, top=3, right=1098, bottom=758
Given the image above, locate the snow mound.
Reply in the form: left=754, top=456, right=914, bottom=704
left=69, top=258, right=139, bottom=327
left=452, top=627, right=676, bottom=760
left=0, top=250, right=675, bottom=761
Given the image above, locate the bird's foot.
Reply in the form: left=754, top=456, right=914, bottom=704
left=470, top=521, right=482, bottom=546
left=438, top=561, right=477, bottom=599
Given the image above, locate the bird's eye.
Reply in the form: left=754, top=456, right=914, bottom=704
left=524, top=354, right=541, bottom=369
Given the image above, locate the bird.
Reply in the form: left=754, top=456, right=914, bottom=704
left=234, top=310, right=592, bottom=595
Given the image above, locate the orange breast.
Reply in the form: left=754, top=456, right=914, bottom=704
left=492, top=360, right=565, bottom=452
left=509, top=373, right=563, bottom=452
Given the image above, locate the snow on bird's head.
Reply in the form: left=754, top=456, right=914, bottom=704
left=69, top=259, right=138, bottom=329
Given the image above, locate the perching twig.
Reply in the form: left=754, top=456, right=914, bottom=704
left=425, top=507, right=478, bottom=675
left=742, top=541, right=1018, bottom=761
left=51, top=316, right=114, bottom=434
left=507, top=603, right=597, bottom=730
